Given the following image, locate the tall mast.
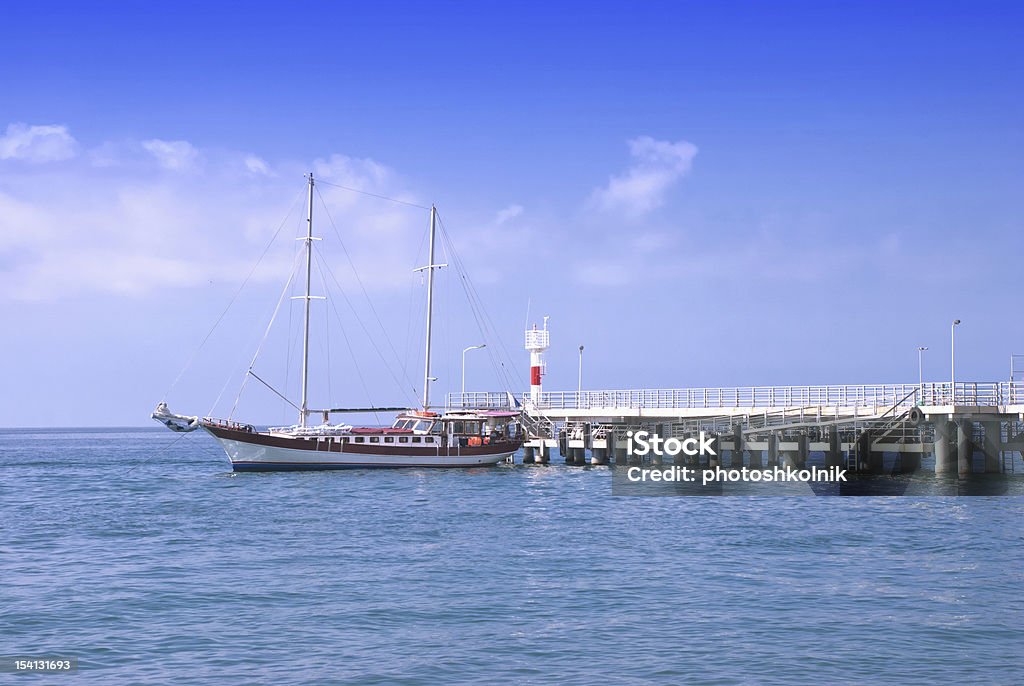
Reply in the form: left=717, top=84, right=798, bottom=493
left=299, top=173, right=315, bottom=426
left=422, top=205, right=437, bottom=410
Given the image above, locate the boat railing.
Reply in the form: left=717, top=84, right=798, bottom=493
left=202, top=417, right=256, bottom=433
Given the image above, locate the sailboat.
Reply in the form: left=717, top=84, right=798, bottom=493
left=153, top=174, right=521, bottom=470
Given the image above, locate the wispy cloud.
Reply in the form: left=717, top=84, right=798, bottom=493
left=494, top=204, right=523, bottom=225
left=0, top=123, right=78, bottom=162
left=589, top=136, right=697, bottom=217
left=142, top=139, right=199, bottom=171
left=0, top=124, right=526, bottom=303
left=244, top=155, right=271, bottom=175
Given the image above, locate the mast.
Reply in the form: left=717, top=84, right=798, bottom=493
left=299, top=173, right=315, bottom=426
left=422, top=205, right=437, bottom=410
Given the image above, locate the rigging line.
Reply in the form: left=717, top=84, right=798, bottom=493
left=314, top=252, right=383, bottom=426
left=313, top=248, right=419, bottom=407
left=228, top=249, right=303, bottom=419
left=314, top=178, right=431, bottom=210
left=248, top=370, right=301, bottom=410
left=436, top=213, right=524, bottom=393
left=163, top=184, right=306, bottom=402
left=445, top=231, right=523, bottom=391
left=283, top=207, right=304, bottom=423
left=124, top=430, right=191, bottom=476
left=314, top=186, right=421, bottom=396
left=442, top=228, right=520, bottom=395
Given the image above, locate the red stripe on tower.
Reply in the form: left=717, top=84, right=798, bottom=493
left=531, top=366, right=541, bottom=386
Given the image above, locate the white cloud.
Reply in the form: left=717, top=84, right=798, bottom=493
left=245, top=155, right=271, bottom=175
left=0, top=123, right=78, bottom=162
left=494, top=204, right=523, bottom=224
left=142, top=139, right=199, bottom=171
left=590, top=136, right=697, bottom=217
left=0, top=129, right=449, bottom=302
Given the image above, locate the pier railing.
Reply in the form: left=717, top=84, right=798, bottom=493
left=447, top=382, right=1024, bottom=412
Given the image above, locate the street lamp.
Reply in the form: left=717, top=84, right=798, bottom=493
left=578, top=345, right=584, bottom=395
left=461, top=344, right=486, bottom=396
left=951, top=319, right=961, bottom=403
left=917, top=346, right=928, bottom=402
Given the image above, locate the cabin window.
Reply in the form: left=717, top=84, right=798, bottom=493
left=384, top=437, right=394, bottom=443
left=412, top=437, right=421, bottom=443
left=399, top=437, right=409, bottom=443
left=452, top=422, right=464, bottom=434
left=369, top=437, right=380, bottom=443
left=354, top=437, right=364, bottom=443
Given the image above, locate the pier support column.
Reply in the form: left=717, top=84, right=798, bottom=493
left=573, top=447, right=587, bottom=465
left=825, top=429, right=843, bottom=468
left=933, top=420, right=955, bottom=474
left=730, top=426, right=744, bottom=468
left=523, top=446, right=535, bottom=465
left=747, top=448, right=762, bottom=469
left=982, top=421, right=1002, bottom=473
left=537, top=443, right=550, bottom=465
left=780, top=451, right=797, bottom=468
left=767, top=433, right=779, bottom=468
left=865, top=431, right=884, bottom=474
left=958, top=419, right=974, bottom=476
left=797, top=433, right=809, bottom=469
left=707, top=433, right=721, bottom=469
left=559, top=431, right=569, bottom=463
left=591, top=448, right=609, bottom=465
left=898, top=447, right=921, bottom=473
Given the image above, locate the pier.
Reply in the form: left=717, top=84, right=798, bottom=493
left=448, top=382, right=1024, bottom=474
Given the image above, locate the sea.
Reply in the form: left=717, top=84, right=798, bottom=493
left=3, top=427, right=1024, bottom=684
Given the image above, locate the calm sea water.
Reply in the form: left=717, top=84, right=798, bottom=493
left=3, top=428, right=1024, bottom=684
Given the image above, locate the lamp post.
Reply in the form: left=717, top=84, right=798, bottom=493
left=461, top=344, right=486, bottom=397
left=951, top=319, right=961, bottom=404
left=578, top=345, right=584, bottom=396
left=917, top=346, right=928, bottom=403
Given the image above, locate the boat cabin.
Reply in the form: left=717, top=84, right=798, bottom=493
left=391, top=410, right=519, bottom=446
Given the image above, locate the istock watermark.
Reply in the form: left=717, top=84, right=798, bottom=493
left=627, top=430, right=717, bottom=458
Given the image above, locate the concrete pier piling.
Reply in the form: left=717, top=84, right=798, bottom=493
left=573, top=447, right=587, bottom=465
left=767, top=433, right=779, bottom=468
left=957, top=419, right=974, bottom=476
left=898, top=446, right=921, bottom=473
left=982, top=420, right=1002, bottom=473
left=537, top=443, right=549, bottom=465
left=747, top=448, right=763, bottom=468
left=826, top=429, right=843, bottom=468
left=523, top=446, right=535, bottom=464
left=933, top=420, right=955, bottom=474
left=730, top=426, right=744, bottom=468
left=797, top=433, right=809, bottom=469
left=591, top=447, right=609, bottom=465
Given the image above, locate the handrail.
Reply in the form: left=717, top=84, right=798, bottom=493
left=449, top=381, right=1024, bottom=412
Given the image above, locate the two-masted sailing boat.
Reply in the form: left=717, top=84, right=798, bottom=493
left=153, top=174, right=521, bottom=470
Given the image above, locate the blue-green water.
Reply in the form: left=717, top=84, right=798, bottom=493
left=3, top=428, right=1024, bottom=684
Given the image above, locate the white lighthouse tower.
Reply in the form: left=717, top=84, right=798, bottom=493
left=525, top=316, right=550, bottom=407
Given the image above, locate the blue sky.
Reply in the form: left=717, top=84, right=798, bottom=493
left=1, top=1, right=1021, bottom=427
